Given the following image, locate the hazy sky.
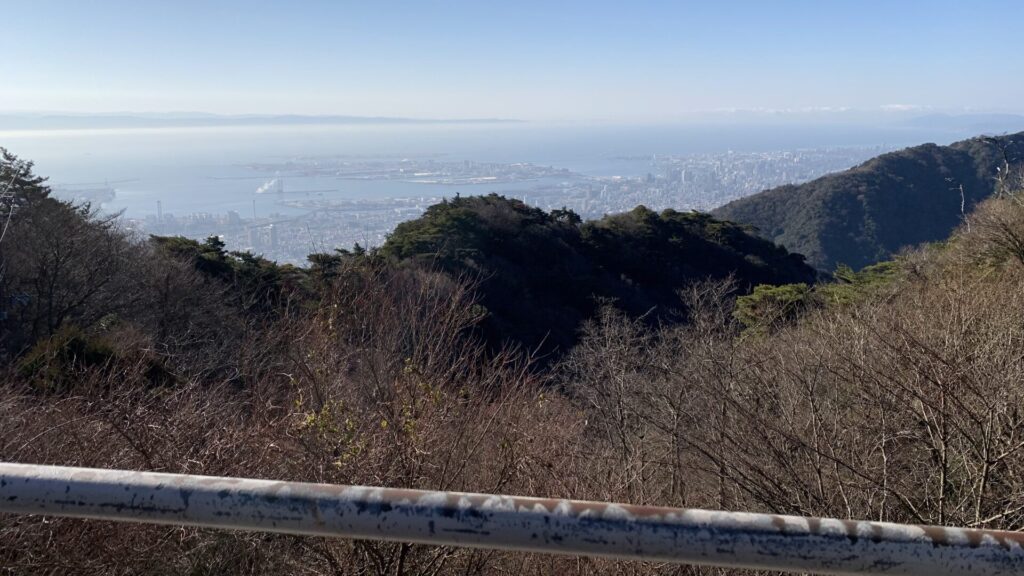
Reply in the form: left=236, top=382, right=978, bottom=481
left=2, top=0, right=1021, bottom=121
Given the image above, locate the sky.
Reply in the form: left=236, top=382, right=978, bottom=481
left=1, top=0, right=1022, bottom=122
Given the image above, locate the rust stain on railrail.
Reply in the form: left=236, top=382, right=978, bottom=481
left=2, top=462, right=1024, bottom=576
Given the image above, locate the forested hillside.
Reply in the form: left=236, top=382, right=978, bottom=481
left=5, top=147, right=1024, bottom=575
left=714, top=131, right=1024, bottom=270
left=383, top=194, right=815, bottom=354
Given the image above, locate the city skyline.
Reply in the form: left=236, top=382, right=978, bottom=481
left=2, top=1, right=1023, bottom=122
left=106, top=145, right=888, bottom=264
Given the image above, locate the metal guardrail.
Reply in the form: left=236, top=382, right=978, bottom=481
left=1, top=462, right=1023, bottom=575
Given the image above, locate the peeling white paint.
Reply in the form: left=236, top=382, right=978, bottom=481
left=2, top=462, right=1023, bottom=576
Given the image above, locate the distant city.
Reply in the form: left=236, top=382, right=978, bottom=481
left=54, top=146, right=893, bottom=265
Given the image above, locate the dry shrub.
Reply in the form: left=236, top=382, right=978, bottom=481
left=955, top=192, right=1024, bottom=266
left=0, top=264, right=582, bottom=576
left=10, top=196, right=1024, bottom=575
left=564, top=197, right=1024, bottom=535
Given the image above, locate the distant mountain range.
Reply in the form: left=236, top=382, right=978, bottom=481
left=901, top=113, right=1024, bottom=133
left=0, top=112, right=521, bottom=130
left=670, top=108, right=1024, bottom=130
left=6, top=110, right=1023, bottom=132
left=714, top=131, right=1024, bottom=271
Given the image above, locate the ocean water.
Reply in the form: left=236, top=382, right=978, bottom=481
left=0, top=122, right=978, bottom=218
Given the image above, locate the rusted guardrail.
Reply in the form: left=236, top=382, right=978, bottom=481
left=1, top=462, right=1023, bottom=575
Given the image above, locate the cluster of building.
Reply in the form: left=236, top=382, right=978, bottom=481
left=519, top=147, right=891, bottom=217
left=131, top=197, right=441, bottom=265
left=126, top=146, right=890, bottom=264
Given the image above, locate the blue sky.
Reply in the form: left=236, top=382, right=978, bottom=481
left=1, top=0, right=1021, bottom=121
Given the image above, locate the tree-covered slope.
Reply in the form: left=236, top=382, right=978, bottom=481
left=382, top=194, right=815, bottom=354
left=713, top=132, right=1024, bottom=271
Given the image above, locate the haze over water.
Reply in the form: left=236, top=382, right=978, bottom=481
left=1, top=121, right=987, bottom=219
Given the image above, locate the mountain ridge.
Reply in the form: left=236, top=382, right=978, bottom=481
left=381, top=194, right=816, bottom=355
left=713, top=131, right=1024, bottom=271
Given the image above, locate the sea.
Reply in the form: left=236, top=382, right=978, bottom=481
left=0, top=122, right=988, bottom=219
